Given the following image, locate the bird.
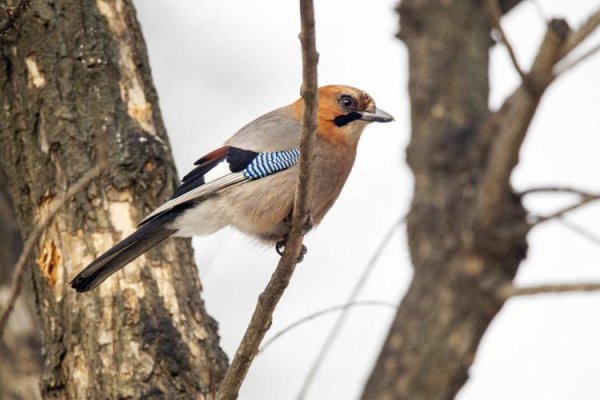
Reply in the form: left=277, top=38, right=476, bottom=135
left=70, top=85, right=394, bottom=292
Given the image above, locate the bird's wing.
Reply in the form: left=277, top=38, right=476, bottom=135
left=139, top=146, right=300, bottom=226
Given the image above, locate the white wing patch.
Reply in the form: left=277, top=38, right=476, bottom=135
left=203, top=159, right=233, bottom=183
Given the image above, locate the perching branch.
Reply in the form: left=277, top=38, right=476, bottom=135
left=0, top=162, right=106, bottom=339
left=215, top=1, right=318, bottom=398
left=296, top=216, right=403, bottom=400
left=502, top=282, right=600, bottom=298
left=0, top=0, right=30, bottom=35
left=259, top=301, right=397, bottom=354
left=485, top=0, right=528, bottom=85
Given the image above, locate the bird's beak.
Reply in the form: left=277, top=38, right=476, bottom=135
left=359, top=107, right=394, bottom=123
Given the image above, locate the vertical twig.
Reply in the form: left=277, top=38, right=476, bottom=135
left=485, top=0, right=529, bottom=85
left=215, top=1, right=318, bottom=399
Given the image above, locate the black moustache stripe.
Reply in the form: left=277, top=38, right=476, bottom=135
left=333, top=111, right=362, bottom=127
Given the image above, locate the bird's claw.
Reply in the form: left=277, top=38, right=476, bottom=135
left=275, top=239, right=308, bottom=263
left=284, top=212, right=313, bottom=236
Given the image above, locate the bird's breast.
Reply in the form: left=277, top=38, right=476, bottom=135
left=221, top=144, right=356, bottom=243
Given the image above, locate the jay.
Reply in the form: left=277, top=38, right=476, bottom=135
left=71, top=85, right=393, bottom=292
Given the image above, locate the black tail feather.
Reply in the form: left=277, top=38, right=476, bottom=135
left=70, top=214, right=177, bottom=292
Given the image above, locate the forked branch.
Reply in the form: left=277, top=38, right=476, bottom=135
left=474, top=11, right=600, bottom=226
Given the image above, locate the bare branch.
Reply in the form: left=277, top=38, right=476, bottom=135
left=555, top=40, right=600, bottom=75
left=476, top=8, right=600, bottom=227
left=296, top=217, right=403, bottom=400
left=556, top=218, right=600, bottom=247
left=0, top=0, right=30, bottom=35
left=556, top=217, right=600, bottom=248
left=519, top=186, right=599, bottom=197
left=530, top=194, right=600, bottom=226
left=0, top=162, right=106, bottom=339
left=475, top=19, right=569, bottom=226
left=502, top=282, right=600, bottom=298
left=558, top=7, right=600, bottom=61
left=485, top=0, right=529, bottom=84
left=259, top=301, right=397, bottom=354
left=215, top=1, right=318, bottom=398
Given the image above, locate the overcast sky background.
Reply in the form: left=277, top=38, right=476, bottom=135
left=133, top=1, right=600, bottom=399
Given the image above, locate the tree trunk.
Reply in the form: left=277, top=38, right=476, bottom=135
left=0, top=0, right=227, bottom=398
left=363, top=0, right=531, bottom=398
left=0, top=162, right=42, bottom=400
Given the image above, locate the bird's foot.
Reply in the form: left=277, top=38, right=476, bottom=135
left=276, top=239, right=308, bottom=263
left=283, top=212, right=313, bottom=236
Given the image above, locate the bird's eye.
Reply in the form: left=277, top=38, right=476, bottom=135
left=338, top=95, right=357, bottom=111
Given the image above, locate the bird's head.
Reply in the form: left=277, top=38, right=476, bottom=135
left=292, top=85, right=394, bottom=147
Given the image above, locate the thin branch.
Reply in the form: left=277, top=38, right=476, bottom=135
left=519, top=186, right=599, bottom=197
left=555, top=40, right=600, bottom=76
left=503, top=282, right=600, bottom=298
left=0, top=162, right=106, bottom=339
left=558, top=7, right=600, bottom=61
left=0, top=0, right=30, bottom=35
left=556, top=217, right=600, bottom=248
left=214, top=1, right=318, bottom=399
left=530, top=194, right=600, bottom=226
left=476, top=9, right=600, bottom=227
left=259, top=301, right=397, bottom=354
left=296, top=216, right=403, bottom=400
left=485, top=0, right=529, bottom=84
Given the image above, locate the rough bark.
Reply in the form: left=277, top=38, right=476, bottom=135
left=0, top=162, right=42, bottom=400
left=362, top=0, right=530, bottom=398
left=0, top=0, right=227, bottom=398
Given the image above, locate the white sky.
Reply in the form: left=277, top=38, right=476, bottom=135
left=134, top=1, right=600, bottom=399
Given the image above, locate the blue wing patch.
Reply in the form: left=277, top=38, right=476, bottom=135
left=243, top=149, right=301, bottom=180
left=173, top=147, right=299, bottom=199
